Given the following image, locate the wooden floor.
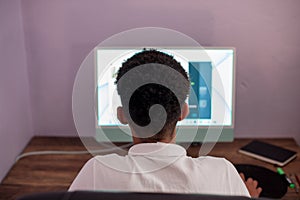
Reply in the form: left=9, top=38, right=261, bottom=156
left=0, top=137, right=299, bottom=200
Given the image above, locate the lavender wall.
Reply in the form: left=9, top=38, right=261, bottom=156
left=20, top=0, right=300, bottom=143
left=0, top=0, right=33, bottom=182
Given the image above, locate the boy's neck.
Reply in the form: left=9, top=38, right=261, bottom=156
left=132, top=129, right=176, bottom=145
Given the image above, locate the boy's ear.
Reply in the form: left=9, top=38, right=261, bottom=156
left=179, top=103, right=189, bottom=121
left=117, top=107, right=128, bottom=125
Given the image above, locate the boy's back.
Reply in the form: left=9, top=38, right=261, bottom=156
left=69, top=143, right=249, bottom=196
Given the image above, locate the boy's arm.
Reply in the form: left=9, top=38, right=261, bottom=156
left=223, top=159, right=251, bottom=197
left=68, top=158, right=95, bottom=191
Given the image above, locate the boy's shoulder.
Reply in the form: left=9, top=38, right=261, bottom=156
left=87, top=153, right=132, bottom=170
left=193, top=156, right=235, bottom=170
left=195, top=155, right=229, bottom=162
left=90, top=153, right=125, bottom=163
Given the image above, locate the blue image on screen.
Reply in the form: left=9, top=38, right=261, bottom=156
left=187, top=62, right=212, bottom=119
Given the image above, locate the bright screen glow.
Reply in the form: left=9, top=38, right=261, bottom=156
left=96, top=48, right=235, bottom=128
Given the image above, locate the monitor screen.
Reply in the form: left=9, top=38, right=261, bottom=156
left=96, top=47, right=235, bottom=142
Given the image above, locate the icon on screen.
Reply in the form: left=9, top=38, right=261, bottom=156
left=199, top=100, right=207, bottom=108
left=199, top=87, right=207, bottom=96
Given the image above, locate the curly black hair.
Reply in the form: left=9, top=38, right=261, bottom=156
left=115, top=49, right=190, bottom=142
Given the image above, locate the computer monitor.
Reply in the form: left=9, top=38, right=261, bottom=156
left=95, top=47, right=236, bottom=142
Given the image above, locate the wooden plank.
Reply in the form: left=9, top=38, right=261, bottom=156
left=2, top=155, right=91, bottom=187
left=0, top=185, right=68, bottom=200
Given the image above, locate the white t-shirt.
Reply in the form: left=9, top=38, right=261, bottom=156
left=69, top=142, right=250, bottom=197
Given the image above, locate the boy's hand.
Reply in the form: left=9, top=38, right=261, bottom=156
left=240, top=173, right=262, bottom=198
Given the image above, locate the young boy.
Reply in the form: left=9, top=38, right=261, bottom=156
left=69, top=50, right=261, bottom=197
